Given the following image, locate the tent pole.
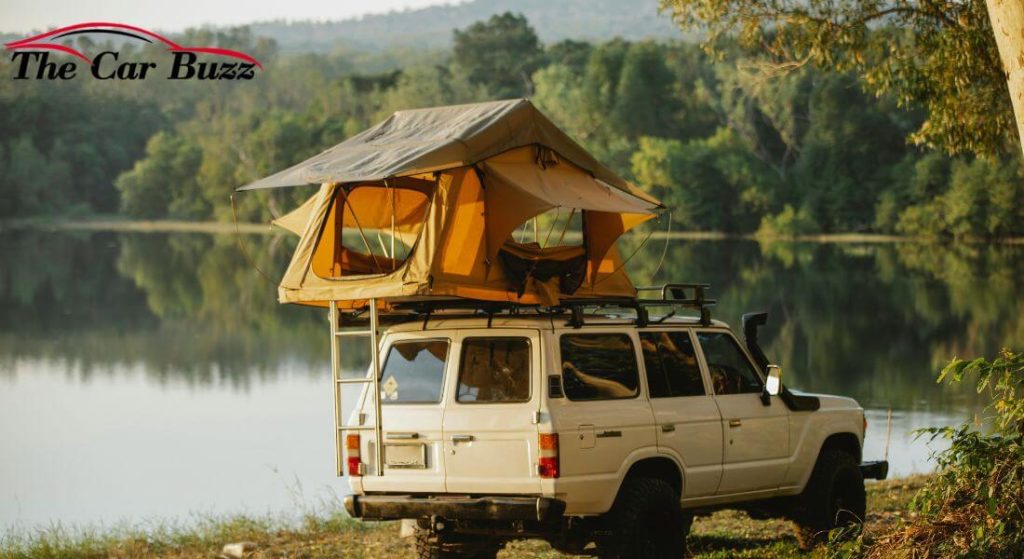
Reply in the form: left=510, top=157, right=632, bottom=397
left=556, top=208, right=576, bottom=247
left=388, top=179, right=396, bottom=270
left=338, top=188, right=383, bottom=273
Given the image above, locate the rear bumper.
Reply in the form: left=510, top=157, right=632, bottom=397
left=860, top=460, right=889, bottom=480
left=344, top=494, right=566, bottom=522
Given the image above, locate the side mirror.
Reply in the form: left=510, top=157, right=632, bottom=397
left=765, top=364, right=782, bottom=396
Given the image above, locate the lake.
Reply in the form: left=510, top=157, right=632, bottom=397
left=1, top=229, right=1020, bottom=532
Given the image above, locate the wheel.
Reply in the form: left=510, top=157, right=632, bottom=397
left=414, top=528, right=501, bottom=558
left=792, top=449, right=866, bottom=550
left=597, top=477, right=687, bottom=559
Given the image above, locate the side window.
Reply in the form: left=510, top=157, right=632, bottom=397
left=457, top=338, right=531, bottom=403
left=697, top=332, right=763, bottom=395
left=640, top=331, right=705, bottom=398
left=380, top=340, right=449, bottom=404
left=560, top=333, right=639, bottom=401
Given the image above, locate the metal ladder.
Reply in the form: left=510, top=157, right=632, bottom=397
left=329, top=299, right=384, bottom=476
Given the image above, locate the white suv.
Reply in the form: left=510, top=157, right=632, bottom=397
left=341, top=302, right=888, bottom=557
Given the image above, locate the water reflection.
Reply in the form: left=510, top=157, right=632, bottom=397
left=1, top=230, right=1020, bottom=530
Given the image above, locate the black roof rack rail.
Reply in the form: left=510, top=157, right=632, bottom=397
left=334, top=283, right=716, bottom=329
left=562, top=283, right=716, bottom=329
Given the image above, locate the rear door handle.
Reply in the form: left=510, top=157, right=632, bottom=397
left=596, top=430, right=622, bottom=438
left=728, top=419, right=742, bottom=428
left=450, top=434, right=474, bottom=443
left=661, top=424, right=676, bottom=433
left=386, top=432, right=420, bottom=440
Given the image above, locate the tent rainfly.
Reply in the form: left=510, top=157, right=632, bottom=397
left=237, top=99, right=665, bottom=308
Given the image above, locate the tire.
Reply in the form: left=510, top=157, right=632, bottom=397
left=597, top=478, right=688, bottom=559
left=414, top=528, right=501, bottom=559
left=793, top=449, right=866, bottom=550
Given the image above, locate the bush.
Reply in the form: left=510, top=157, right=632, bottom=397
left=756, top=204, right=820, bottom=238
left=864, top=350, right=1024, bottom=558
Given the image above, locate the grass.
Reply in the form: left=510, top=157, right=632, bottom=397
left=0, top=476, right=928, bottom=559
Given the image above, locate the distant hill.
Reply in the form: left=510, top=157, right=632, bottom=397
left=250, top=0, right=687, bottom=53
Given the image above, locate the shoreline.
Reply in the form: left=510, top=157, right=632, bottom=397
left=0, top=475, right=929, bottom=559
left=0, top=216, right=274, bottom=234
left=3, top=217, right=1023, bottom=244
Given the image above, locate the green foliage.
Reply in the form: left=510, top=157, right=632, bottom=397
left=116, top=132, right=205, bottom=219
left=893, top=156, right=1024, bottom=239
left=632, top=131, right=773, bottom=231
left=867, top=350, right=1024, bottom=558
left=453, top=12, right=543, bottom=98
left=659, top=0, right=1015, bottom=156
left=757, top=205, right=820, bottom=238
left=0, top=77, right=164, bottom=217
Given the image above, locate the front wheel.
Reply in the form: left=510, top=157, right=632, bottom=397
left=597, top=477, right=689, bottom=559
left=792, top=449, right=866, bottom=549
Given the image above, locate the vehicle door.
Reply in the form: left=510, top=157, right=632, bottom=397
left=695, top=329, right=790, bottom=495
left=638, top=329, right=723, bottom=498
left=552, top=330, right=657, bottom=499
left=442, top=330, right=542, bottom=494
left=359, top=333, right=450, bottom=494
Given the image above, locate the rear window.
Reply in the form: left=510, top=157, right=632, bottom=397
left=380, top=340, right=449, bottom=404
left=560, top=333, right=639, bottom=401
left=457, top=338, right=531, bottom=403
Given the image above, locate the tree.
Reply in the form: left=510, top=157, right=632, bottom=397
left=659, top=0, right=1017, bottom=155
left=116, top=132, right=204, bottom=219
left=611, top=42, right=678, bottom=139
left=453, top=12, right=543, bottom=98
left=631, top=131, right=775, bottom=232
left=985, top=0, right=1024, bottom=156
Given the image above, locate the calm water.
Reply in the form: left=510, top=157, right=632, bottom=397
left=1, top=230, right=1020, bottom=532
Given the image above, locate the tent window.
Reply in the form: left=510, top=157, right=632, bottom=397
left=312, top=182, right=432, bottom=279
left=510, top=207, right=583, bottom=248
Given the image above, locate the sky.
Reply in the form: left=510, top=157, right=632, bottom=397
left=0, top=0, right=451, bottom=33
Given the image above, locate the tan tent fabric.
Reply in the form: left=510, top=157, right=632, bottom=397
left=257, top=100, right=665, bottom=308
left=271, top=193, right=318, bottom=235
left=479, top=146, right=653, bottom=262
left=237, top=99, right=661, bottom=211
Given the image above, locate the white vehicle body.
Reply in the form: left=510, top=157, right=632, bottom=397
left=344, top=314, right=876, bottom=520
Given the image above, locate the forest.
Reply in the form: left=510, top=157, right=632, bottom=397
left=1, top=14, right=1022, bottom=238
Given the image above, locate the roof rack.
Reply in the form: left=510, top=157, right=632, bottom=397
left=564, top=283, right=717, bottom=329
left=336, top=282, right=717, bottom=330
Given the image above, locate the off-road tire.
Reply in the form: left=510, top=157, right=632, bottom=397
left=414, top=529, right=501, bottom=558
left=793, top=449, right=866, bottom=550
left=597, top=477, right=688, bottom=559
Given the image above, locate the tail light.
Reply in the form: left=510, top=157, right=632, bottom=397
left=538, top=433, right=559, bottom=479
left=346, top=433, right=363, bottom=476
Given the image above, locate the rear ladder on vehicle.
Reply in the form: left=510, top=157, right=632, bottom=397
left=329, top=299, right=385, bottom=476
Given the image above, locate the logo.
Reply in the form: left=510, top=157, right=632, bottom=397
left=5, top=22, right=262, bottom=80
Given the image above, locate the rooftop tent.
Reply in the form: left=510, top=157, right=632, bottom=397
left=239, top=99, right=664, bottom=308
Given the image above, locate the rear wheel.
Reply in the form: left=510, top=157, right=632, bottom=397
left=793, top=449, right=866, bottom=550
left=597, top=478, right=688, bottom=559
left=414, top=529, right=501, bottom=559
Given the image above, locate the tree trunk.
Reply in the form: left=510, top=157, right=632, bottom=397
left=986, top=0, right=1024, bottom=155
